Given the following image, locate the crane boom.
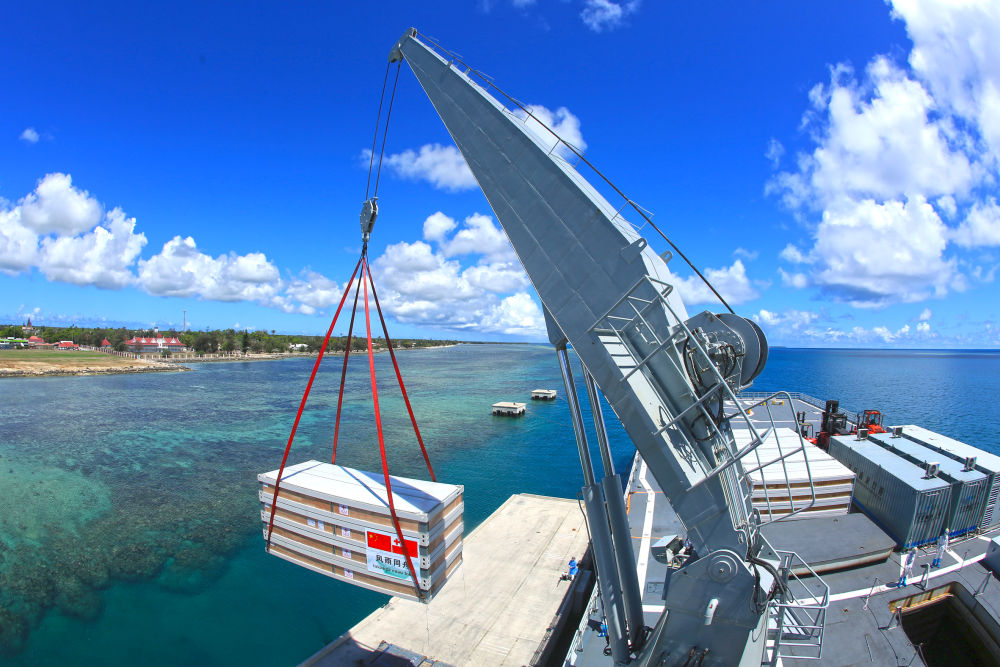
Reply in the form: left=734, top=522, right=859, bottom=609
left=390, top=29, right=777, bottom=665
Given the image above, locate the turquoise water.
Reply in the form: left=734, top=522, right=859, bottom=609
left=1, top=345, right=998, bottom=664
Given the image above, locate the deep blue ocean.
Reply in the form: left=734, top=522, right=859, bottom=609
left=1, top=345, right=998, bottom=665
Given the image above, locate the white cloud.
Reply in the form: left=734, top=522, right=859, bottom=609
left=673, top=259, right=759, bottom=306
left=811, top=196, right=956, bottom=307
left=137, top=236, right=281, bottom=303
left=765, top=139, right=785, bottom=168
left=370, top=212, right=542, bottom=337
left=580, top=0, right=640, bottom=32
left=918, top=307, right=932, bottom=321
left=273, top=270, right=342, bottom=316
left=779, top=244, right=809, bottom=264
left=440, top=213, right=517, bottom=263
left=37, top=207, right=146, bottom=289
left=917, top=321, right=931, bottom=333
left=733, top=247, right=759, bottom=261
left=0, top=207, right=39, bottom=274
left=512, top=104, right=587, bottom=158
left=19, top=173, right=103, bottom=236
left=381, top=144, right=477, bottom=191
left=423, top=211, right=457, bottom=242
left=778, top=268, right=808, bottom=288
left=0, top=172, right=347, bottom=317
left=754, top=309, right=819, bottom=329
left=768, top=2, right=1000, bottom=308
left=19, top=128, right=39, bottom=144
left=953, top=199, right=1000, bottom=247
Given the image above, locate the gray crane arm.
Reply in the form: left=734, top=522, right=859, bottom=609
left=390, top=29, right=773, bottom=665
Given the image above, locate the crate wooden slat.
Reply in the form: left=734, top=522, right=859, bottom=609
left=259, top=460, right=464, bottom=602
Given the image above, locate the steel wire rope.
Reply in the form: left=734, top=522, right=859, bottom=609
left=365, top=63, right=392, bottom=200
left=372, top=61, right=403, bottom=199
left=414, top=31, right=734, bottom=314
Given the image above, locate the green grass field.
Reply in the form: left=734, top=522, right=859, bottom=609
left=0, top=349, right=151, bottom=368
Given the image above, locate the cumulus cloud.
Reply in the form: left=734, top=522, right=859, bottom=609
left=439, top=212, right=518, bottom=263
left=673, top=259, right=759, bottom=307
left=918, top=307, right=932, bottom=321
left=768, top=1, right=1000, bottom=310
left=19, top=173, right=103, bottom=236
left=580, top=0, right=640, bottom=32
left=423, top=211, right=457, bottom=242
left=137, top=237, right=281, bottom=303
left=0, top=207, right=38, bottom=273
left=19, top=128, right=39, bottom=144
left=38, top=208, right=146, bottom=289
left=0, top=172, right=352, bottom=316
left=381, top=144, right=477, bottom=192
left=370, top=211, right=542, bottom=337
left=778, top=268, right=808, bottom=289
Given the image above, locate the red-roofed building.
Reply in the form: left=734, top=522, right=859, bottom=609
left=27, top=335, right=46, bottom=347
left=125, top=336, right=188, bottom=354
left=57, top=341, right=79, bottom=350
left=100, top=338, right=112, bottom=349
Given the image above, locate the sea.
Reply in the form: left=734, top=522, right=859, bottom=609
left=1, top=344, right=998, bottom=665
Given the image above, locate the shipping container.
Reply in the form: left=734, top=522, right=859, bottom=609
left=258, top=460, right=464, bottom=602
left=733, top=427, right=855, bottom=522
left=867, top=431, right=989, bottom=539
left=895, top=424, right=1000, bottom=532
left=828, top=435, right=951, bottom=549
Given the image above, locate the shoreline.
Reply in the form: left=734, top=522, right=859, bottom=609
left=0, top=344, right=464, bottom=378
left=0, top=363, right=189, bottom=379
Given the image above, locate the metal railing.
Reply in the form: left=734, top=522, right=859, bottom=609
left=762, top=546, right=830, bottom=662
left=588, top=275, right=820, bottom=535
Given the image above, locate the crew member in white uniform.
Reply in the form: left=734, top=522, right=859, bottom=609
left=898, top=548, right=917, bottom=587
left=932, top=529, right=950, bottom=568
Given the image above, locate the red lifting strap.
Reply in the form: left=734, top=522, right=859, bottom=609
left=361, top=258, right=423, bottom=597
left=265, top=257, right=362, bottom=549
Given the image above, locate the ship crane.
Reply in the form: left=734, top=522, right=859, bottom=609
left=389, top=29, right=825, bottom=666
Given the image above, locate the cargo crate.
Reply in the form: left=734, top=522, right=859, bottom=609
left=828, top=435, right=951, bottom=549
left=259, top=461, right=464, bottom=602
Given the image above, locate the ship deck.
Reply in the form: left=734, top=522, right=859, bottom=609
left=569, top=394, right=1000, bottom=666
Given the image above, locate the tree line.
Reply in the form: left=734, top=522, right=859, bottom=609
left=1, top=323, right=462, bottom=356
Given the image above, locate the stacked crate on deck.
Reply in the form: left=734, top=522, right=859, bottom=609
left=896, top=424, right=1000, bottom=533
left=828, top=435, right=951, bottom=548
left=259, top=461, right=464, bottom=602
left=733, top=427, right=855, bottom=522
left=867, top=431, right=989, bottom=539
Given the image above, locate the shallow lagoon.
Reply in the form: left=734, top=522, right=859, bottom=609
left=2, top=344, right=998, bottom=664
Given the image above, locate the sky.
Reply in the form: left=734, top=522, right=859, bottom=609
left=3, top=1, right=1000, bottom=348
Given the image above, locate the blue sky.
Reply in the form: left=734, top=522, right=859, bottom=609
left=3, top=1, right=999, bottom=347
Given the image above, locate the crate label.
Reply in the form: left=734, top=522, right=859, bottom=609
left=316, top=520, right=325, bottom=531
left=343, top=549, right=352, bottom=560
left=341, top=527, right=351, bottom=538
left=338, top=504, right=350, bottom=516
left=365, top=529, right=420, bottom=580
left=306, top=518, right=317, bottom=528
left=344, top=568, right=354, bottom=580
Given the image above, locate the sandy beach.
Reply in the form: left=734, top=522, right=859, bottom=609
left=0, top=350, right=187, bottom=378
